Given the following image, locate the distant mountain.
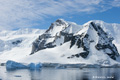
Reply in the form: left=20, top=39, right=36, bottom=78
left=0, top=19, right=120, bottom=66
left=0, top=28, right=45, bottom=62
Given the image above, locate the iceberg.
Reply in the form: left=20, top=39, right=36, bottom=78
left=36, top=63, right=42, bottom=69
left=28, top=63, right=42, bottom=70
left=6, top=60, right=42, bottom=70
left=6, top=60, right=28, bottom=70
left=28, top=63, right=36, bottom=70
left=55, top=64, right=67, bottom=69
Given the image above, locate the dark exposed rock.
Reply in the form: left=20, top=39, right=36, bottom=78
left=56, top=19, right=66, bottom=25
left=97, top=32, right=100, bottom=36
left=82, top=38, right=89, bottom=51
left=84, top=34, right=89, bottom=38
left=107, top=54, right=116, bottom=60
left=95, top=43, right=119, bottom=55
left=39, top=34, right=51, bottom=39
left=67, top=57, right=71, bottom=59
left=95, top=44, right=104, bottom=50
left=60, top=31, right=73, bottom=43
left=76, top=38, right=81, bottom=48
left=91, top=22, right=107, bottom=37
left=90, top=22, right=98, bottom=31
left=67, top=51, right=89, bottom=59
left=71, top=55, right=75, bottom=58
left=95, top=38, right=119, bottom=60
left=45, top=42, right=56, bottom=48
left=75, top=54, right=80, bottom=58
left=45, top=23, right=54, bottom=33
left=112, top=44, right=119, bottom=56
left=90, top=40, right=94, bottom=43
left=12, top=40, right=22, bottom=45
left=80, top=51, right=89, bottom=58
left=30, top=39, right=46, bottom=55
left=70, top=35, right=82, bottom=48
left=70, top=36, right=76, bottom=48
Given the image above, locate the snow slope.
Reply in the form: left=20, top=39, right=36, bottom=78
left=0, top=28, right=45, bottom=62
left=0, top=19, right=120, bottom=66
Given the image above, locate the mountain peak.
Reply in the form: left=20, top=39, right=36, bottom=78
left=55, top=19, right=67, bottom=25
left=45, top=19, right=68, bottom=36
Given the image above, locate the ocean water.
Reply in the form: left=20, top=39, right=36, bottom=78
left=0, top=66, right=120, bottom=80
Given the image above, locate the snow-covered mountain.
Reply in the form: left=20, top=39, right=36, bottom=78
left=0, top=19, right=120, bottom=66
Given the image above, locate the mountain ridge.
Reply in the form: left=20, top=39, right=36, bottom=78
left=28, top=19, right=120, bottom=65
left=0, top=19, right=120, bottom=65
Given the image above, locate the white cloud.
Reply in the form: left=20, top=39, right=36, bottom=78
left=0, top=0, right=119, bottom=30
left=111, top=0, right=120, bottom=7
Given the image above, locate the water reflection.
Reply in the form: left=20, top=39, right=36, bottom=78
left=0, top=66, right=120, bottom=80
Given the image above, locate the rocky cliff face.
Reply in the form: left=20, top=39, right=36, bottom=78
left=30, top=19, right=79, bottom=54
left=31, top=19, right=119, bottom=61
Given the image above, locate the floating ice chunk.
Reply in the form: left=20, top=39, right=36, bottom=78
left=36, top=63, right=42, bottom=69
left=55, top=64, right=67, bottom=69
left=6, top=60, right=28, bottom=70
left=28, top=63, right=36, bottom=70
left=28, top=63, right=42, bottom=70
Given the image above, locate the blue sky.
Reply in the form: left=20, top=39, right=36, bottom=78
left=0, top=0, right=120, bottom=30
left=36, top=7, right=120, bottom=29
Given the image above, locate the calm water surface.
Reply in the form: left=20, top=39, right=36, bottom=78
left=0, top=66, right=120, bottom=80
